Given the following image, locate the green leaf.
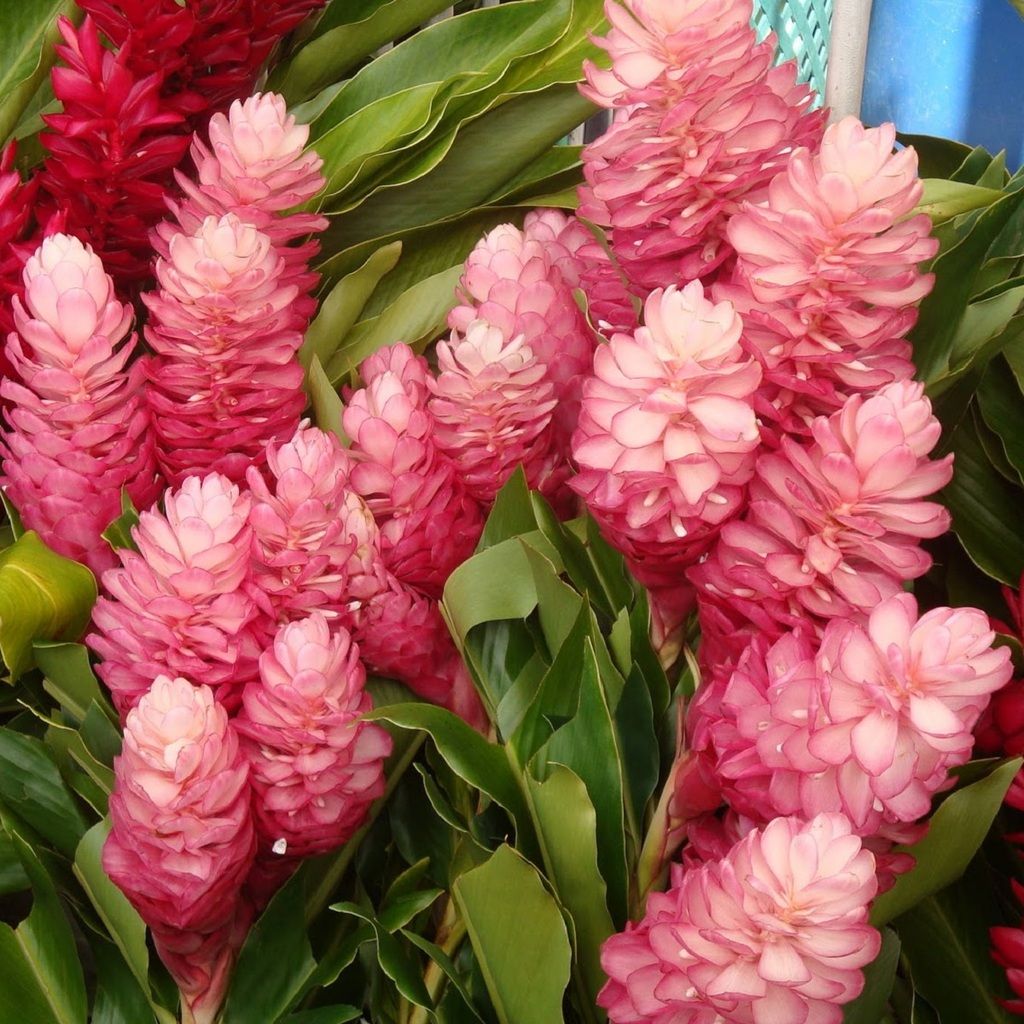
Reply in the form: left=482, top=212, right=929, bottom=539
left=366, top=703, right=535, bottom=856
left=0, top=531, right=96, bottom=680
left=100, top=492, right=140, bottom=556
left=898, top=133, right=977, bottom=179
left=300, top=241, right=402, bottom=370
left=453, top=844, right=572, bottom=1024
left=526, top=765, right=614, bottom=1008
left=842, top=928, right=899, bottom=1024
left=916, top=179, right=1006, bottom=223
left=325, top=264, right=462, bottom=383
left=976, top=357, right=1024, bottom=480
left=0, top=729, right=88, bottom=856
left=0, top=1, right=79, bottom=145
left=0, top=831, right=29, bottom=894
left=871, top=757, right=1021, bottom=925
left=0, top=832, right=88, bottom=1024
left=35, top=641, right=116, bottom=723
left=306, top=355, right=347, bottom=443
left=224, top=871, right=317, bottom=1024
left=283, top=1008, right=362, bottom=1024
left=73, top=820, right=172, bottom=1023
left=401, top=931, right=486, bottom=1023
left=274, top=0, right=456, bottom=100
left=89, top=936, right=158, bottom=1024
left=943, top=414, right=1024, bottom=585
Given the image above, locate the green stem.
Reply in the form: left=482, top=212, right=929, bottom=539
left=404, top=899, right=468, bottom=1024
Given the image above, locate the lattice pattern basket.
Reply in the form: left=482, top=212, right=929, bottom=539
left=753, top=0, right=833, bottom=99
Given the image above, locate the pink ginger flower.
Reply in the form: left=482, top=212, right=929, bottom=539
left=691, top=381, right=952, bottom=672
left=579, top=0, right=824, bottom=293
left=599, top=813, right=880, bottom=1024
left=142, top=213, right=305, bottom=485
left=0, top=234, right=159, bottom=574
left=246, top=423, right=365, bottom=623
left=344, top=344, right=483, bottom=598
left=722, top=117, right=937, bottom=438
left=234, top=613, right=391, bottom=896
left=441, top=212, right=596, bottom=480
left=90, top=474, right=260, bottom=716
left=689, top=595, right=1012, bottom=836
left=160, top=91, right=328, bottom=332
left=571, top=282, right=760, bottom=652
left=103, top=677, right=255, bottom=1024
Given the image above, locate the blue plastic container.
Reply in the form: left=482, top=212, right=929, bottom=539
left=862, top=0, right=1024, bottom=166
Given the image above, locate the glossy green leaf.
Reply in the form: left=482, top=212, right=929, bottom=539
left=943, top=414, right=1024, bottom=585
left=0, top=530, right=96, bottom=679
left=977, top=357, right=1024, bottom=480
left=0, top=831, right=29, bottom=894
left=274, top=0, right=456, bottom=100
left=224, top=871, right=317, bottom=1024
left=0, top=832, right=88, bottom=1024
left=916, top=179, right=1006, bottom=223
left=283, top=1008, right=362, bottom=1024
left=35, top=641, right=116, bottom=723
left=871, top=757, right=1021, bottom=925
left=526, top=765, right=614, bottom=1007
left=89, top=937, right=157, bottom=1024
left=842, top=928, right=899, bottom=1024
left=366, top=703, right=534, bottom=854
left=454, top=844, right=572, bottom=1024
left=0, top=729, right=87, bottom=856
left=307, top=355, right=347, bottom=444
left=898, top=133, right=976, bottom=180
left=402, top=931, right=486, bottom=1023
left=300, top=242, right=402, bottom=369
left=325, top=264, right=462, bottom=383
left=0, top=1, right=79, bottom=144
left=100, top=492, right=140, bottom=556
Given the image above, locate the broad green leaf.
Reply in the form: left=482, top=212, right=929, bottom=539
left=0, top=729, right=87, bottom=856
left=871, top=757, right=1021, bottom=925
left=916, top=179, right=1006, bottom=223
left=35, top=641, right=116, bottom=723
left=977, top=357, right=1024, bottom=480
left=537, top=640, right=629, bottom=924
left=454, top=844, right=572, bottom=1024
left=283, top=1008, right=362, bottom=1024
left=89, top=937, right=158, bottom=1024
left=325, top=264, right=462, bottom=383
left=0, top=1, right=79, bottom=144
left=224, top=871, right=317, bottom=1024
left=307, top=355, right=347, bottom=444
left=946, top=281, right=1024, bottom=372
left=274, top=0, right=457, bottom=100
left=366, top=703, right=535, bottom=856
left=526, top=766, right=614, bottom=1007
left=300, top=242, right=402, bottom=369
left=73, top=820, right=171, bottom=1024
left=0, top=531, right=96, bottom=679
left=896, top=862, right=1016, bottom=1024
left=0, top=832, right=88, bottom=1024
left=330, top=903, right=432, bottom=1007
left=479, top=470, right=540, bottom=550
left=943, top=414, right=1024, bottom=585
left=898, top=133, right=976, bottom=180
left=842, top=928, right=900, bottom=1024
left=100, top=492, right=140, bottom=556
left=0, top=831, right=29, bottom=894
left=401, top=931, right=486, bottom=1023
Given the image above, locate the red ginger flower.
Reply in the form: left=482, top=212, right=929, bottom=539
left=571, top=281, right=760, bottom=654
left=993, top=881, right=1024, bottom=1016
left=104, top=676, right=255, bottom=1024
left=0, top=233, right=159, bottom=574
left=90, top=473, right=260, bottom=716
left=599, top=813, right=880, bottom=1024
left=579, top=0, right=824, bottom=293
left=344, top=344, right=483, bottom=598
left=235, top=613, right=391, bottom=869
left=688, top=594, right=1012, bottom=837
left=719, top=117, right=936, bottom=442
left=142, top=213, right=306, bottom=485
left=691, top=381, right=952, bottom=675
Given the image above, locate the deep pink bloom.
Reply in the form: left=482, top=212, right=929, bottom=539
left=689, top=595, right=1013, bottom=835
left=579, top=0, right=824, bottom=292
left=0, top=234, right=159, bottom=573
left=142, top=213, right=306, bottom=485
left=572, top=282, right=760, bottom=652
left=992, top=881, right=1024, bottom=1016
left=104, top=677, right=255, bottom=1024
left=599, top=813, right=880, bottom=1024
left=235, top=613, right=391, bottom=885
left=690, top=382, right=952, bottom=669
left=344, top=344, right=484, bottom=598
left=90, top=474, right=260, bottom=716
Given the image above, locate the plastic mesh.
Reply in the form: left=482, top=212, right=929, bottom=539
left=752, top=0, right=833, bottom=99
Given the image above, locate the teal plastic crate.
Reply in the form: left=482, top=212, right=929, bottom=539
left=753, top=0, right=833, bottom=100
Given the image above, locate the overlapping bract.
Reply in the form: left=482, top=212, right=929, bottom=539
left=0, top=234, right=158, bottom=573
left=104, top=677, right=255, bottom=1024
left=600, top=814, right=880, bottom=1024
left=579, top=0, right=824, bottom=292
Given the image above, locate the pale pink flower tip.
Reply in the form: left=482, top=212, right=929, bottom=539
left=599, top=813, right=880, bottom=1024
left=235, top=612, right=391, bottom=864
left=1, top=233, right=159, bottom=573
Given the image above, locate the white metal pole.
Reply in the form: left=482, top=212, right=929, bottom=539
left=825, top=0, right=875, bottom=121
